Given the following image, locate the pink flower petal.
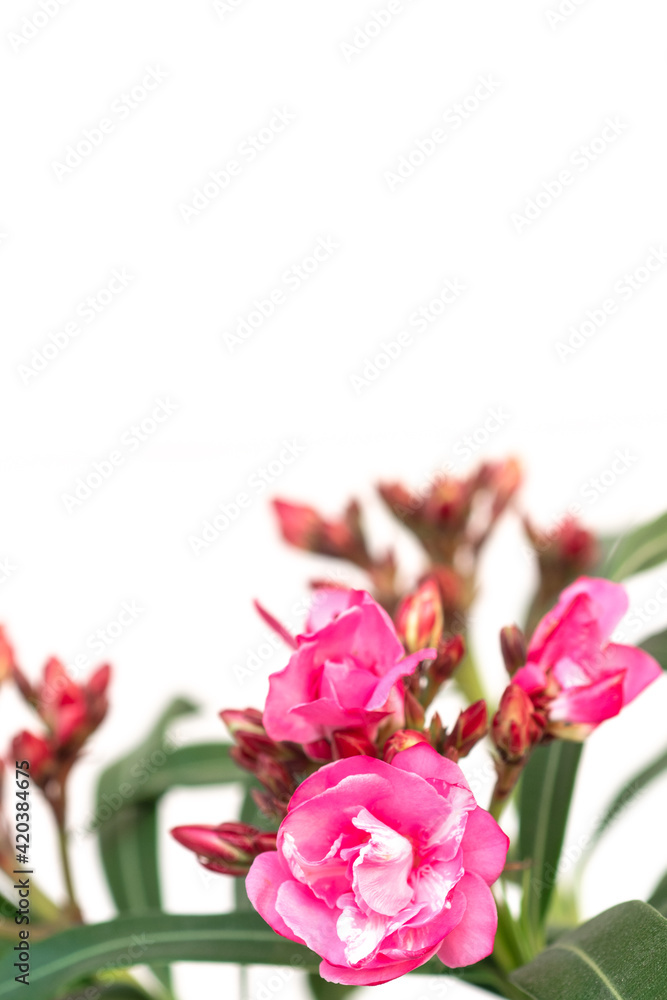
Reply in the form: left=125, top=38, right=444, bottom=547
left=366, top=648, right=436, bottom=711
left=549, top=671, right=625, bottom=725
left=275, top=879, right=348, bottom=967
left=390, top=742, right=472, bottom=792
left=319, top=952, right=436, bottom=986
left=532, top=577, right=628, bottom=655
left=351, top=808, right=414, bottom=915
left=512, top=663, right=547, bottom=695
left=460, top=807, right=509, bottom=885
left=287, top=757, right=388, bottom=813
left=602, top=643, right=662, bottom=706
left=304, top=588, right=365, bottom=633
left=528, top=592, right=603, bottom=672
left=253, top=600, right=298, bottom=649
left=245, top=852, right=303, bottom=945
left=436, top=872, right=498, bottom=968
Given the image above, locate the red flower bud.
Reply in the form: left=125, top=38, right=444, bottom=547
left=500, top=626, right=527, bottom=676
left=0, top=628, right=17, bottom=686
left=303, top=739, right=334, bottom=763
left=524, top=516, right=598, bottom=573
left=272, top=499, right=371, bottom=567
left=220, top=707, right=265, bottom=739
left=430, top=633, right=466, bottom=685
left=333, top=730, right=378, bottom=759
left=37, top=658, right=111, bottom=753
left=492, top=684, right=543, bottom=764
left=396, top=579, right=443, bottom=654
left=383, top=729, right=431, bottom=764
left=10, top=731, right=56, bottom=788
left=171, top=822, right=277, bottom=876
left=442, top=700, right=488, bottom=762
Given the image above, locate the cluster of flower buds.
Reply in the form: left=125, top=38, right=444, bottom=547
left=171, top=822, right=277, bottom=877
left=220, top=708, right=315, bottom=819
left=523, top=515, right=599, bottom=634
left=2, top=634, right=111, bottom=803
left=524, top=515, right=599, bottom=579
left=378, top=457, right=522, bottom=566
left=491, top=684, right=545, bottom=766
left=272, top=499, right=400, bottom=610
left=382, top=699, right=489, bottom=767
left=273, top=498, right=373, bottom=569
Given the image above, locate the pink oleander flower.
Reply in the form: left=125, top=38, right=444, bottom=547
left=247, top=743, right=508, bottom=985
left=261, top=589, right=435, bottom=749
left=512, top=577, right=662, bottom=739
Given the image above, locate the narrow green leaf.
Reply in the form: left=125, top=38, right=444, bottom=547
left=95, top=698, right=199, bottom=815
left=307, top=975, right=356, bottom=1000
left=639, top=629, right=667, bottom=670
left=98, top=802, right=161, bottom=914
left=97, top=802, right=171, bottom=992
left=511, top=900, right=667, bottom=999
left=585, top=743, right=667, bottom=854
left=648, top=873, right=667, bottom=916
left=56, top=985, right=154, bottom=1000
left=0, top=912, right=318, bottom=1000
left=519, top=742, right=583, bottom=927
left=95, top=698, right=198, bottom=993
left=601, top=510, right=667, bottom=581
left=137, top=743, right=243, bottom=800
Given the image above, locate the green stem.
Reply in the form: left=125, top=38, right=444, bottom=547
left=455, top=643, right=487, bottom=705
left=57, top=822, right=82, bottom=922
left=50, top=785, right=83, bottom=923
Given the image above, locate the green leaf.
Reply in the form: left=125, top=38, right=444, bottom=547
left=95, top=698, right=198, bottom=817
left=95, top=698, right=198, bottom=993
left=0, top=912, right=318, bottom=1000
left=648, top=872, right=667, bottom=916
left=639, top=629, right=667, bottom=670
left=510, top=900, right=667, bottom=999
left=519, top=742, right=583, bottom=931
left=585, top=743, right=667, bottom=854
left=55, top=985, right=154, bottom=1000
left=136, top=742, right=243, bottom=800
left=601, top=510, right=667, bottom=581
left=307, top=975, right=356, bottom=1000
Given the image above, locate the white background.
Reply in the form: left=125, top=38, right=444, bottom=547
left=1, top=1, right=667, bottom=997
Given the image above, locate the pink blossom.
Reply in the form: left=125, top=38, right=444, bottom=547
left=247, top=744, right=508, bottom=984
left=262, top=589, right=435, bottom=748
left=512, top=577, right=662, bottom=738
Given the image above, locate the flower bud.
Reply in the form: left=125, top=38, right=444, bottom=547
left=0, top=628, right=16, bottom=686
left=272, top=499, right=371, bottom=568
left=171, top=822, right=277, bottom=876
left=491, top=684, right=542, bottom=764
left=500, top=625, right=527, bottom=676
left=37, top=658, right=111, bottom=753
left=404, top=688, right=425, bottom=730
left=396, top=580, right=443, bottom=654
left=333, top=730, right=378, bottom=759
left=430, top=633, right=466, bottom=686
left=10, top=731, right=56, bottom=789
left=442, top=700, right=488, bottom=762
left=383, top=729, right=431, bottom=764
left=253, top=756, right=295, bottom=801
